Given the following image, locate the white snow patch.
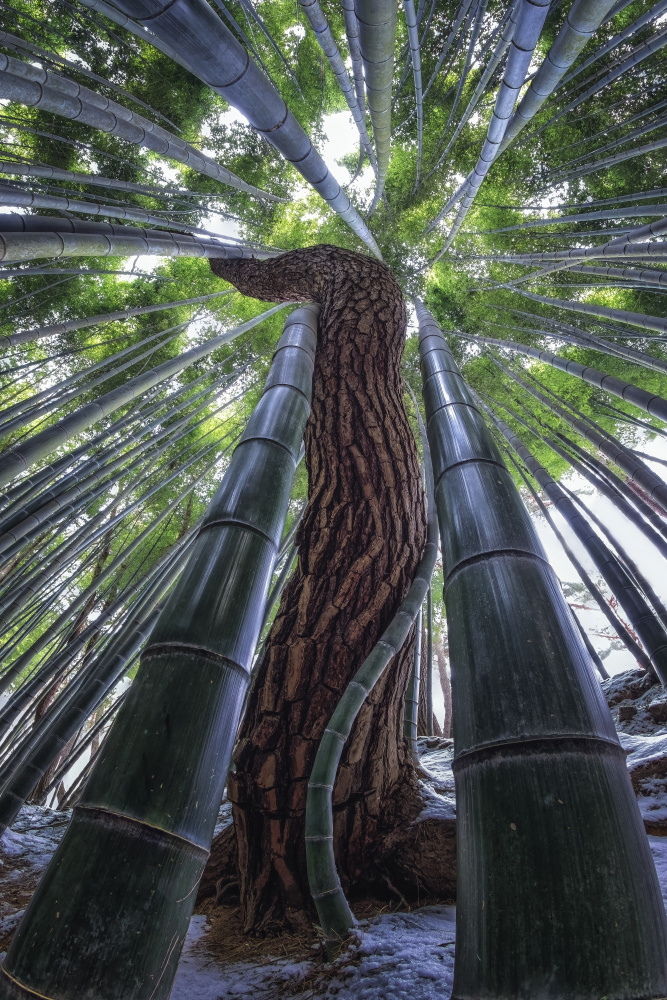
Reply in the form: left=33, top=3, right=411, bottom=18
left=418, top=740, right=456, bottom=822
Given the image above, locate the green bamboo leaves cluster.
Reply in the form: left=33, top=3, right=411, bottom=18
left=416, top=298, right=667, bottom=1000
left=0, top=304, right=318, bottom=1000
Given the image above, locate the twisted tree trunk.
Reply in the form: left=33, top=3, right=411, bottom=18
left=210, top=246, right=426, bottom=933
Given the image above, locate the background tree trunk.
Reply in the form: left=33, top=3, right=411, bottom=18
left=436, top=637, right=452, bottom=738
left=210, top=246, right=426, bottom=934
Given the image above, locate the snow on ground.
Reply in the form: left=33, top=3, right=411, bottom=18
left=2, top=712, right=667, bottom=998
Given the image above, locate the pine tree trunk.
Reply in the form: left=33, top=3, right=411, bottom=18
left=210, top=246, right=426, bottom=933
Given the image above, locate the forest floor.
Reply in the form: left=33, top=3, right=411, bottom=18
left=2, top=666, right=667, bottom=998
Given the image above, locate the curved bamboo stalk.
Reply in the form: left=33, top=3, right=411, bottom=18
left=441, top=0, right=551, bottom=249
left=0, top=288, right=231, bottom=349
left=108, top=0, right=381, bottom=257
left=484, top=402, right=667, bottom=679
left=0, top=28, right=179, bottom=129
left=416, top=300, right=667, bottom=997
left=456, top=329, right=667, bottom=421
left=0, top=303, right=288, bottom=488
left=297, top=0, right=377, bottom=173
left=489, top=353, right=667, bottom=515
left=0, top=305, right=317, bottom=999
left=0, top=56, right=283, bottom=203
left=305, top=403, right=438, bottom=952
left=496, top=0, right=638, bottom=156
left=403, top=605, right=422, bottom=756
left=355, top=0, right=397, bottom=215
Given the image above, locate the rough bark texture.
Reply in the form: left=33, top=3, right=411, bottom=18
left=210, top=246, right=427, bottom=934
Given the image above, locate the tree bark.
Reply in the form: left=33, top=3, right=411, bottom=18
left=210, top=246, right=426, bottom=934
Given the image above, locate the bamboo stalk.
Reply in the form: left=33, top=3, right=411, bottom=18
left=0, top=303, right=287, bottom=488
left=456, top=329, right=667, bottom=421
left=355, top=0, right=397, bottom=214
left=108, top=0, right=381, bottom=257
left=484, top=402, right=667, bottom=680
left=0, top=304, right=317, bottom=999
left=404, top=605, right=422, bottom=755
left=416, top=299, right=667, bottom=999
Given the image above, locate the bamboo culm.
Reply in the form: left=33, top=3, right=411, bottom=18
left=0, top=304, right=317, bottom=1000
left=455, top=329, right=667, bottom=420
left=108, top=0, right=381, bottom=256
left=484, top=403, right=667, bottom=680
left=415, top=299, right=667, bottom=999
left=355, top=0, right=397, bottom=214
left=0, top=303, right=288, bottom=489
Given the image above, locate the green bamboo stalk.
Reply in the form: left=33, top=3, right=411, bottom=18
left=498, top=392, right=667, bottom=559
left=403, top=605, right=422, bottom=756
left=340, top=0, right=366, bottom=116
left=534, top=23, right=667, bottom=135
left=511, top=288, right=667, bottom=337
left=456, top=329, right=667, bottom=421
left=0, top=28, right=179, bottom=128
left=0, top=159, right=232, bottom=201
left=495, top=0, right=641, bottom=156
left=0, top=183, right=228, bottom=238
left=306, top=407, right=438, bottom=952
left=296, top=0, right=377, bottom=172
left=503, top=448, right=615, bottom=678
left=489, top=352, right=667, bottom=516
left=478, top=202, right=667, bottom=233
left=38, top=695, right=125, bottom=806
left=109, top=0, right=381, bottom=257
left=484, top=402, right=667, bottom=680
left=560, top=0, right=667, bottom=89
left=426, top=586, right=433, bottom=736
left=443, top=0, right=489, bottom=139
left=0, top=304, right=317, bottom=1000
left=0, top=292, right=228, bottom=349
left=77, top=0, right=196, bottom=70
left=0, top=55, right=282, bottom=203
left=430, top=4, right=519, bottom=174
left=422, top=0, right=475, bottom=100
left=416, top=299, right=667, bottom=999
left=355, top=0, right=397, bottom=214
left=0, top=530, right=198, bottom=744
left=402, top=0, right=423, bottom=189
left=0, top=304, right=287, bottom=489
left=440, top=0, right=551, bottom=249
left=0, top=226, right=273, bottom=268
left=0, top=536, right=192, bottom=835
